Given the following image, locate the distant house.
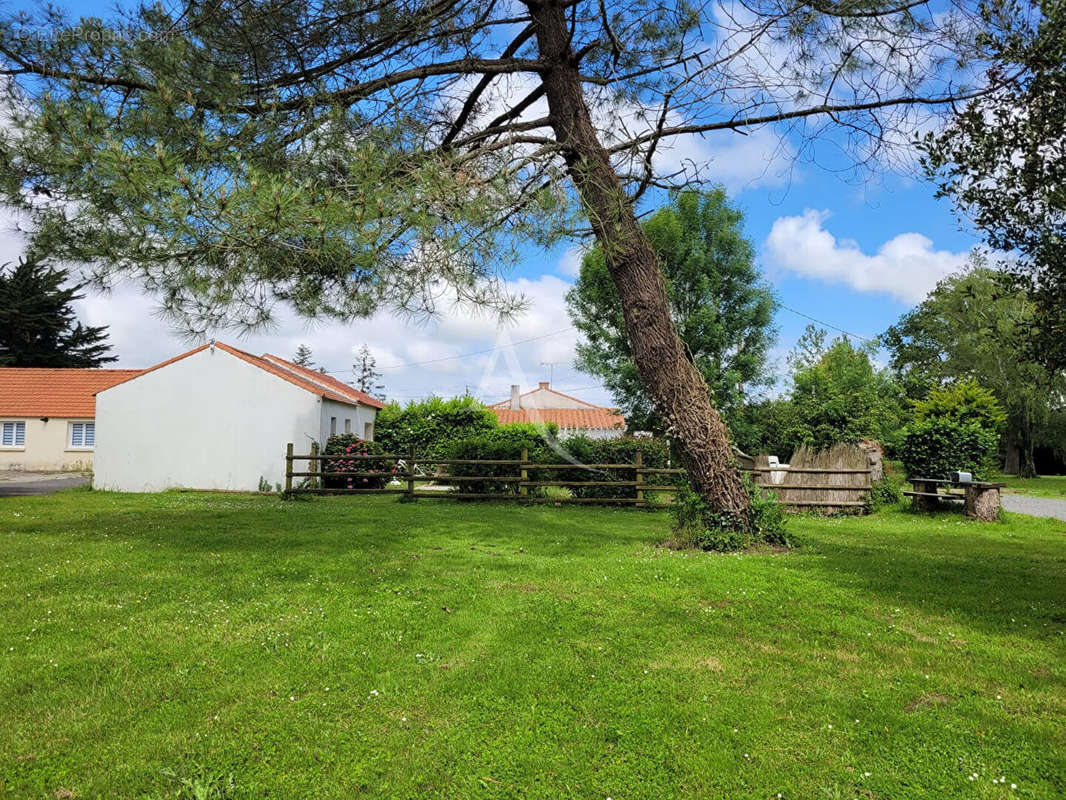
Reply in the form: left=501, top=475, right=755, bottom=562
left=93, top=342, right=383, bottom=492
left=0, top=367, right=142, bottom=471
left=488, top=382, right=625, bottom=439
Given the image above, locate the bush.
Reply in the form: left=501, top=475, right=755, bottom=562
left=899, top=418, right=999, bottom=480
left=912, top=379, right=1006, bottom=432
left=322, top=436, right=395, bottom=490
left=445, top=423, right=557, bottom=496
left=867, top=462, right=906, bottom=511
left=375, top=396, right=497, bottom=461
left=559, top=436, right=674, bottom=500
left=670, top=478, right=794, bottom=552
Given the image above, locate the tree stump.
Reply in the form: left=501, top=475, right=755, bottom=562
left=965, top=486, right=1000, bottom=522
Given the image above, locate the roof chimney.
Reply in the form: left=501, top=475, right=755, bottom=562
left=510, top=384, right=521, bottom=410
left=538, top=381, right=550, bottom=390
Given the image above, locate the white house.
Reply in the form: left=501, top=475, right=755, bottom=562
left=488, top=382, right=626, bottom=439
left=0, top=367, right=143, bottom=471
left=93, top=342, right=383, bottom=492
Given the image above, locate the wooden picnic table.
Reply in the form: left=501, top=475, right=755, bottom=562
left=904, top=477, right=1006, bottom=522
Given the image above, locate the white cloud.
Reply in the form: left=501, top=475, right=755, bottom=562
left=557, top=243, right=588, bottom=278
left=763, top=209, right=968, bottom=304
left=69, top=266, right=609, bottom=406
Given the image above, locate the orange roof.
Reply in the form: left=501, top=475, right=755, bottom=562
left=100, top=342, right=384, bottom=409
left=491, top=407, right=625, bottom=430
left=0, top=368, right=143, bottom=417
left=260, top=354, right=385, bottom=409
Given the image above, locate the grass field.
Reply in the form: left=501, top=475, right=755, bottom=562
left=996, top=473, right=1066, bottom=499
left=2, top=491, right=1064, bottom=799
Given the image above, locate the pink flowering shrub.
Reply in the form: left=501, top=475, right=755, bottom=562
left=322, top=435, right=394, bottom=490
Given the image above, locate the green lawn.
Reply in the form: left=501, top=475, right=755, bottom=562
left=995, top=473, right=1066, bottom=499
left=2, top=492, right=1064, bottom=799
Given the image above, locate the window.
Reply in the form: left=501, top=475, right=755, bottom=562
left=363, top=421, right=374, bottom=440
left=330, top=416, right=337, bottom=436
left=1, top=421, right=25, bottom=448
left=344, top=418, right=351, bottom=434
left=70, top=422, right=95, bottom=449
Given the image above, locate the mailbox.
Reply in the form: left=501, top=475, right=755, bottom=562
left=950, top=471, right=973, bottom=484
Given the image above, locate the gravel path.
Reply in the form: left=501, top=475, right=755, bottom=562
left=1001, top=493, right=1066, bottom=522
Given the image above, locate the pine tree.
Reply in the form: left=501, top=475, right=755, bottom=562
left=0, top=257, right=116, bottom=367
left=353, top=344, right=385, bottom=400
left=292, top=344, right=314, bottom=367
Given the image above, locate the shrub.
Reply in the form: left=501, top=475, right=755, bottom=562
left=899, top=418, right=999, bottom=480
left=911, top=379, right=1006, bottom=432
left=375, top=396, right=497, bottom=462
left=670, top=478, right=794, bottom=552
left=559, top=436, right=673, bottom=500
left=867, top=462, right=906, bottom=511
left=444, top=423, right=557, bottom=496
left=322, top=436, right=395, bottom=490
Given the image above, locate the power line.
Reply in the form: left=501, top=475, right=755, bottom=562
left=778, top=303, right=878, bottom=344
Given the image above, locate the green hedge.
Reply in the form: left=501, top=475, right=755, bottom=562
left=375, top=396, right=497, bottom=461
left=444, top=429, right=674, bottom=501
left=899, top=418, right=999, bottom=480
left=560, top=436, right=674, bottom=500
left=445, top=423, right=557, bottom=496
left=322, top=436, right=394, bottom=490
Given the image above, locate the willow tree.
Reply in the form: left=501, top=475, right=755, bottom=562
left=0, top=0, right=1001, bottom=529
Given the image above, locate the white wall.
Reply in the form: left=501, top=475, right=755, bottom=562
left=320, top=399, right=377, bottom=443
left=519, top=387, right=598, bottom=410
left=94, top=347, right=326, bottom=492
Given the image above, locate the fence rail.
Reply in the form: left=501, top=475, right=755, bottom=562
left=283, top=443, right=873, bottom=510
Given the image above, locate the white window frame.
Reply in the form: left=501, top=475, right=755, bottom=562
left=344, top=418, right=351, bottom=434
left=330, top=416, right=337, bottom=436
left=68, top=421, right=95, bottom=450
left=0, top=420, right=26, bottom=449
left=363, top=421, right=374, bottom=440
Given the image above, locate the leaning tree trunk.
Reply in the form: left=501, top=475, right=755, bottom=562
left=528, top=0, right=751, bottom=526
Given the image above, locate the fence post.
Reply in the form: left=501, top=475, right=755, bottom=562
left=635, top=450, right=645, bottom=507
left=519, top=448, right=529, bottom=499
left=407, top=446, right=416, bottom=500
left=285, top=442, right=294, bottom=496
left=309, top=440, right=319, bottom=489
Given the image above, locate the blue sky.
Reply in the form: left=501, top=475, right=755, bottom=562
left=1, top=1, right=981, bottom=407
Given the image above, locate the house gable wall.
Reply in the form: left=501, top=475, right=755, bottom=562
left=93, top=346, right=322, bottom=492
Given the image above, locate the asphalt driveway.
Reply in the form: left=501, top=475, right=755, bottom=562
left=0, top=472, right=89, bottom=497
left=1001, top=493, right=1066, bottom=522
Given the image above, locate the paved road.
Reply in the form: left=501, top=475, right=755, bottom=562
left=0, top=475, right=89, bottom=497
left=1001, top=493, right=1066, bottom=522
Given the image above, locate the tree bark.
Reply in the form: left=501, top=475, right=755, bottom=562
left=1019, top=417, right=1038, bottom=478
left=1003, top=428, right=1020, bottom=474
left=527, top=0, right=751, bottom=526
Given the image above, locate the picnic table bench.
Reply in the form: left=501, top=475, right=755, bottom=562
left=904, top=477, right=1006, bottom=522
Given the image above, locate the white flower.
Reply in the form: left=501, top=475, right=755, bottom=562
left=1011, top=784, right=1017, bottom=790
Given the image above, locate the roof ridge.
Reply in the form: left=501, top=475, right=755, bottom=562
left=490, top=384, right=611, bottom=411
left=260, top=353, right=385, bottom=409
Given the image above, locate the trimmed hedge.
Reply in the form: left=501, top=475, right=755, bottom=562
left=444, top=429, right=674, bottom=501
left=375, top=396, right=497, bottom=462
left=322, top=436, right=395, bottom=490
left=560, top=436, right=674, bottom=499
left=899, top=418, right=999, bottom=480
left=445, top=423, right=557, bottom=496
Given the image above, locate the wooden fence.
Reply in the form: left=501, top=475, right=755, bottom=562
left=283, top=443, right=873, bottom=510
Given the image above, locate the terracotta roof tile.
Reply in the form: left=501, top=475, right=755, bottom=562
left=490, top=407, right=625, bottom=430
left=0, top=368, right=144, bottom=417
left=260, top=354, right=385, bottom=409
